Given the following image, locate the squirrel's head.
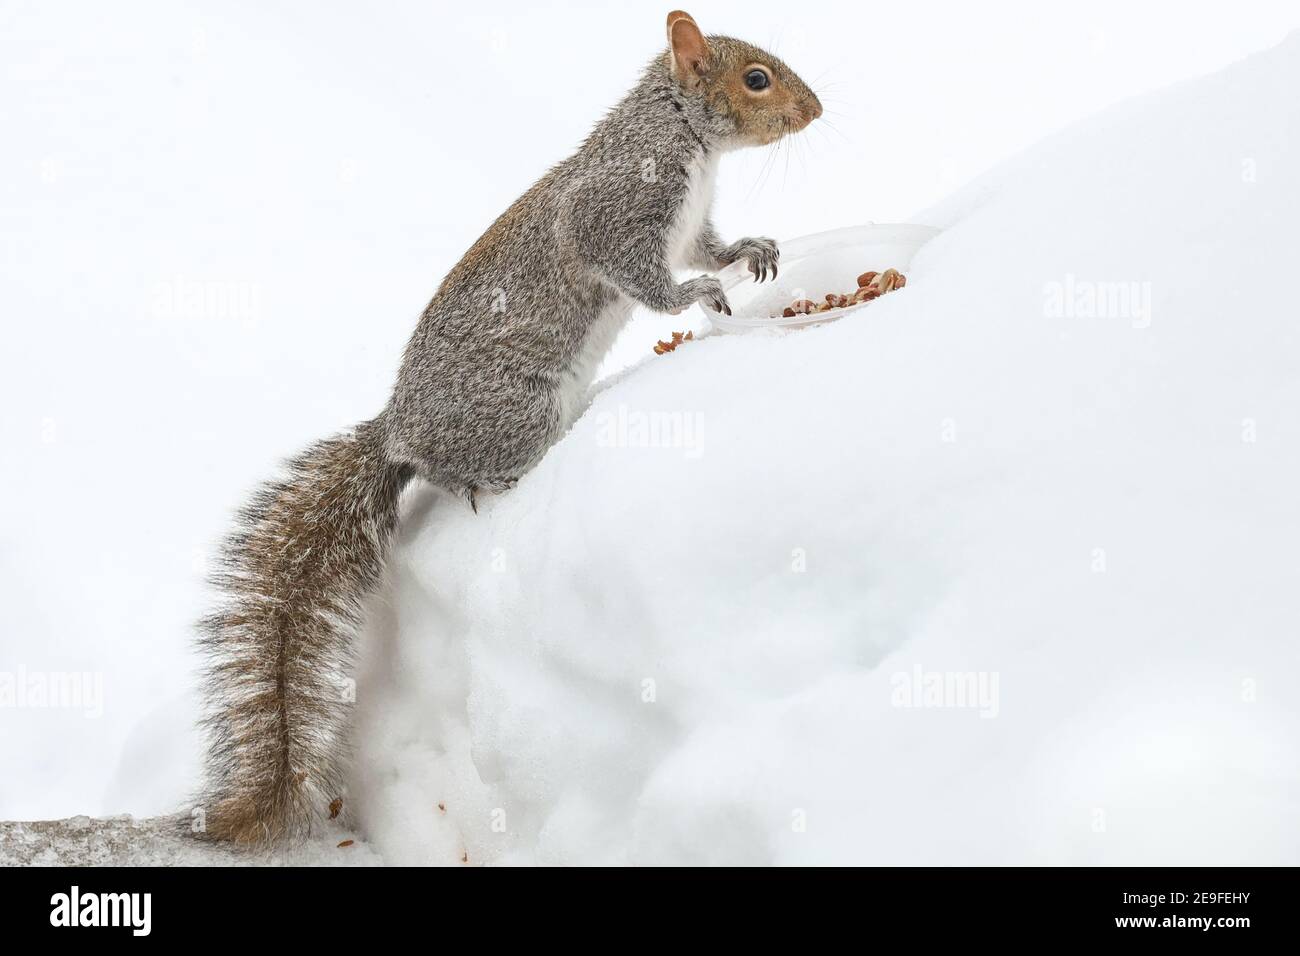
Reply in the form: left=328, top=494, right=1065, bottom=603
left=664, top=11, right=822, bottom=148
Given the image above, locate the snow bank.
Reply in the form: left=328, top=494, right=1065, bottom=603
left=0, top=817, right=380, bottom=866
left=351, top=34, right=1300, bottom=865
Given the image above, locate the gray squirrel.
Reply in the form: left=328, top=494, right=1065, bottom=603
left=197, top=10, right=822, bottom=845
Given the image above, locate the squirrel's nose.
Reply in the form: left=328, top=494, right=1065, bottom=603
left=805, top=98, right=823, bottom=122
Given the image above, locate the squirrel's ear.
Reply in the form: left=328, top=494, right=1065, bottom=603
left=666, top=11, right=709, bottom=88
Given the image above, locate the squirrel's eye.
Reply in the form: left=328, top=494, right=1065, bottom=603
left=744, top=69, right=770, bottom=91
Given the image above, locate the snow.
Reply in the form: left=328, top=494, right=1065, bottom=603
left=0, top=816, right=380, bottom=867
left=350, top=34, right=1300, bottom=865
left=2, top=3, right=1298, bottom=865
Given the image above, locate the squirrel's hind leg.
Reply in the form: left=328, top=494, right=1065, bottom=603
left=464, top=476, right=520, bottom=513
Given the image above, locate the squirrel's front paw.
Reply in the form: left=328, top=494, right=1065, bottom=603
left=728, top=237, right=780, bottom=282
left=683, top=276, right=731, bottom=316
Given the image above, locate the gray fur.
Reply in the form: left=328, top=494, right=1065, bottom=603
left=383, top=42, right=817, bottom=494
left=197, top=31, right=820, bottom=844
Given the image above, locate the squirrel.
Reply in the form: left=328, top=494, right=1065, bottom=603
left=196, top=10, right=822, bottom=845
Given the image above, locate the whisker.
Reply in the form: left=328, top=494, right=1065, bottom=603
left=813, top=118, right=851, bottom=144
left=796, top=129, right=811, bottom=177
left=746, top=138, right=780, bottom=202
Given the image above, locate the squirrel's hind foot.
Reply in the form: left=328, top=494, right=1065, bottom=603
left=463, top=476, right=520, bottom=513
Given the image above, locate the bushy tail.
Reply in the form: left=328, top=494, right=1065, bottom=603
left=196, top=418, right=408, bottom=844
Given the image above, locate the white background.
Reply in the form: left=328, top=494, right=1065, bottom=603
left=1, top=0, right=1297, bottom=823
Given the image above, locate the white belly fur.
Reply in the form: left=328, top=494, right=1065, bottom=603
left=558, top=152, right=718, bottom=430
left=666, top=151, right=719, bottom=269
left=557, top=296, right=634, bottom=431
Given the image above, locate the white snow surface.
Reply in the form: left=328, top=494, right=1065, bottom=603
left=0, top=817, right=380, bottom=866
left=348, top=36, right=1300, bottom=865
left=3, top=4, right=1299, bottom=866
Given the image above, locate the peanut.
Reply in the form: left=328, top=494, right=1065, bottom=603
left=652, top=329, right=695, bottom=356
left=767, top=267, right=908, bottom=320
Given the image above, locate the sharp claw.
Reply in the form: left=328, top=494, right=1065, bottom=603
left=771, top=263, right=779, bottom=280
left=724, top=303, right=732, bottom=316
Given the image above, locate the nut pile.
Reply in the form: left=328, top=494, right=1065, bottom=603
left=773, top=267, right=907, bottom=318
left=653, top=329, right=694, bottom=355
